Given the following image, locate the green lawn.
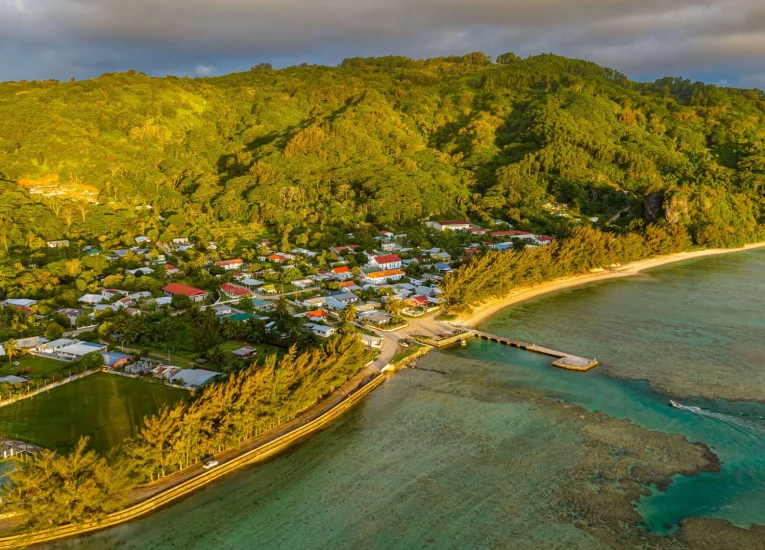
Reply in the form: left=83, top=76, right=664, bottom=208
left=391, top=342, right=426, bottom=364
left=0, top=354, right=70, bottom=381
left=141, top=340, right=284, bottom=370
left=0, top=373, right=188, bottom=453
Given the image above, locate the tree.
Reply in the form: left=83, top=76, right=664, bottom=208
left=45, top=322, right=65, bottom=340
left=385, top=298, right=403, bottom=316
left=4, top=339, right=17, bottom=365
left=171, top=294, right=193, bottom=310
left=339, top=304, right=357, bottom=323
left=4, top=437, right=134, bottom=528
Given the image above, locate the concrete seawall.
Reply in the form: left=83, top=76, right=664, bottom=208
left=0, top=373, right=386, bottom=549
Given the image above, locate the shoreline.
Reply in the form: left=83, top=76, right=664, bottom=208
left=0, top=367, right=385, bottom=548
left=455, top=243, right=765, bottom=328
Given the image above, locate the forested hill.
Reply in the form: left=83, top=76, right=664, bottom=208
left=1, top=52, right=763, bottom=251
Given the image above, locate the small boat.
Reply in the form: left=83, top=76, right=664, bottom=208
left=669, top=400, right=682, bottom=408
left=460, top=339, right=467, bottom=347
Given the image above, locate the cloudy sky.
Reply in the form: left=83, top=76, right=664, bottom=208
left=2, top=0, right=765, bottom=87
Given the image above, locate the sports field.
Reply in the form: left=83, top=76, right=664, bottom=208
left=0, top=373, right=187, bottom=453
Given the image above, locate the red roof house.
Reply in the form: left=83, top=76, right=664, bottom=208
left=220, top=283, right=252, bottom=298
left=372, top=254, right=402, bottom=269
left=163, top=283, right=208, bottom=302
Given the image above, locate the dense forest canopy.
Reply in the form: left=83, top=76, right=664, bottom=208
left=1, top=52, right=764, bottom=254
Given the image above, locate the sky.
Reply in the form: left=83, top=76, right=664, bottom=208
left=2, top=0, right=765, bottom=87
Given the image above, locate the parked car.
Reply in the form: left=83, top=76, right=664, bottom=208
left=203, top=460, right=218, bottom=470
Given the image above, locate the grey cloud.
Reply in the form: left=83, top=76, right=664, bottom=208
left=1, top=0, right=765, bottom=85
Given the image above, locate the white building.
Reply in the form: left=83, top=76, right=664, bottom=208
left=426, top=220, right=471, bottom=232
left=303, top=323, right=337, bottom=338
left=363, top=269, right=405, bottom=285
left=371, top=254, right=402, bottom=270
left=78, top=294, right=106, bottom=305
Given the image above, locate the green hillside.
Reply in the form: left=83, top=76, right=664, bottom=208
left=1, top=52, right=763, bottom=252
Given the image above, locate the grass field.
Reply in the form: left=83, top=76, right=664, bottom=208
left=0, top=373, right=188, bottom=453
left=391, top=342, right=427, bottom=365
left=141, top=340, right=283, bottom=370
left=0, top=354, right=69, bottom=381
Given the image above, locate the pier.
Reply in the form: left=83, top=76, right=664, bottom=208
left=469, top=330, right=598, bottom=371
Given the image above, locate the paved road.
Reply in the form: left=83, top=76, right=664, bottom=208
left=362, top=313, right=455, bottom=370
left=126, top=363, right=381, bottom=503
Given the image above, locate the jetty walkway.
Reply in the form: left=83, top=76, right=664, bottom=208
left=414, top=324, right=598, bottom=372
left=470, top=330, right=598, bottom=371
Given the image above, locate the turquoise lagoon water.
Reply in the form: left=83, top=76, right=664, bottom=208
left=59, top=250, right=765, bottom=548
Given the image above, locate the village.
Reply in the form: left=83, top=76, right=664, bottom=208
left=0, top=218, right=557, bottom=405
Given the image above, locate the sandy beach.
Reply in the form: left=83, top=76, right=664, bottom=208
left=456, top=243, right=765, bottom=328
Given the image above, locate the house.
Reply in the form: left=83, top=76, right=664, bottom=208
left=232, top=346, right=257, bottom=359
left=164, top=264, right=180, bottom=276
left=78, top=294, right=106, bottom=305
left=2, top=298, right=38, bottom=312
left=306, top=309, right=328, bottom=320
left=212, top=304, right=237, bottom=317
left=433, top=251, right=452, bottom=261
left=101, top=288, right=128, bottom=299
left=108, top=249, right=128, bottom=261
left=328, top=292, right=359, bottom=305
left=169, top=369, right=218, bottom=388
left=338, top=280, right=360, bottom=291
left=435, top=263, right=453, bottom=273
left=467, top=227, right=488, bottom=235
left=127, top=267, right=155, bottom=276
left=360, top=334, right=383, bottom=349
left=0, top=375, right=27, bottom=384
left=267, top=254, right=288, bottom=263
left=358, top=310, right=393, bottom=327
left=426, top=220, right=471, bottom=232
left=154, top=296, right=173, bottom=308
left=363, top=269, right=405, bottom=285
left=380, top=241, right=399, bottom=252
left=491, top=230, right=537, bottom=240
left=127, top=291, right=152, bottom=302
left=239, top=278, right=265, bottom=289
left=258, top=284, right=278, bottom=296
left=303, top=323, right=337, bottom=338
left=332, top=245, right=359, bottom=254
left=134, top=236, right=150, bottom=244
left=55, top=341, right=108, bottom=362
left=163, top=283, right=208, bottom=302
left=101, top=352, right=132, bottom=369
left=220, top=283, right=252, bottom=299
left=14, top=336, right=49, bottom=350
left=152, top=365, right=182, bottom=380
left=252, top=298, right=275, bottom=312
left=378, top=230, right=395, bottom=240
left=371, top=254, right=402, bottom=270
left=302, top=296, right=327, bottom=308
left=331, top=266, right=353, bottom=280
left=537, top=235, right=556, bottom=245
left=36, top=338, right=78, bottom=353
left=56, top=308, right=83, bottom=326
left=84, top=248, right=102, bottom=256
left=215, top=259, right=244, bottom=271
left=47, top=240, right=70, bottom=248
left=228, top=312, right=254, bottom=322
left=292, top=278, right=314, bottom=289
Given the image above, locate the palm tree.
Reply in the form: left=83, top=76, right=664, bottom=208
left=4, top=339, right=17, bottom=365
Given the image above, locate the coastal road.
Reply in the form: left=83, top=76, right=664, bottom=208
left=126, top=362, right=381, bottom=503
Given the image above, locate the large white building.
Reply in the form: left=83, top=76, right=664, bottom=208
left=426, top=220, right=471, bottom=232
